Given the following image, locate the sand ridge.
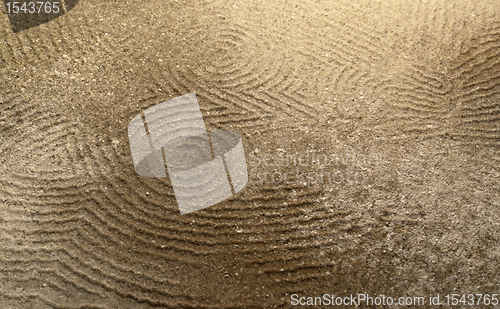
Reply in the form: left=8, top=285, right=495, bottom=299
left=0, top=0, right=500, bottom=307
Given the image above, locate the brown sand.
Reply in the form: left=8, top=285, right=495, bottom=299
left=1, top=0, right=500, bottom=307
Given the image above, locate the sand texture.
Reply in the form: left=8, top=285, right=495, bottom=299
left=1, top=0, right=500, bottom=307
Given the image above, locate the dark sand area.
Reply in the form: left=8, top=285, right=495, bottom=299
left=1, top=0, right=500, bottom=307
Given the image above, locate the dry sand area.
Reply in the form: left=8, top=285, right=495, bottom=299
left=1, top=0, right=500, bottom=307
